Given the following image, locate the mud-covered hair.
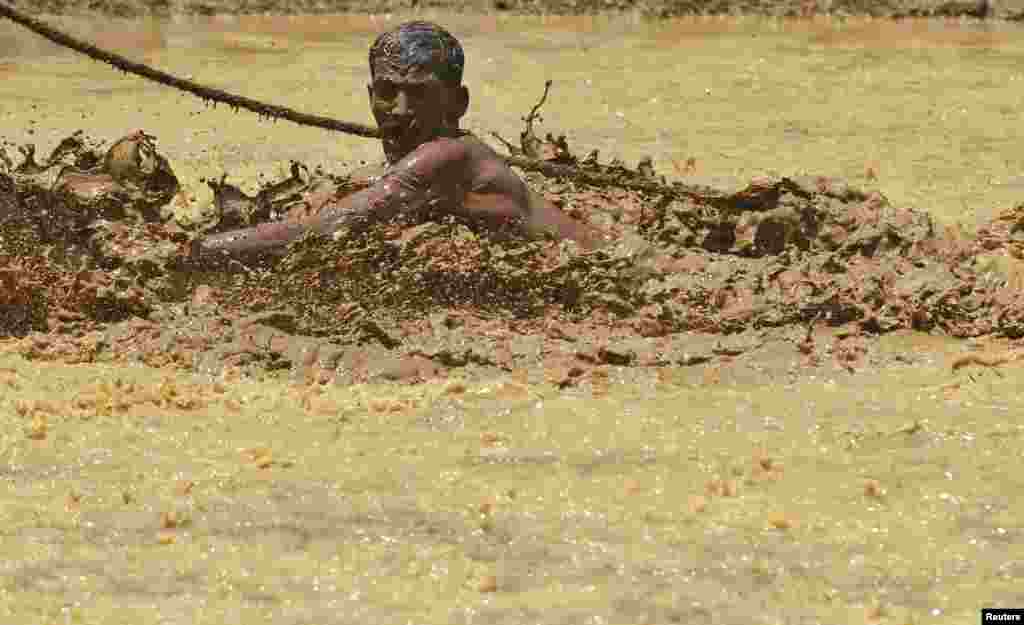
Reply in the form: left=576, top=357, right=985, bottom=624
left=369, top=21, right=465, bottom=86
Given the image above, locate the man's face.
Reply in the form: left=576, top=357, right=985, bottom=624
left=368, top=64, right=468, bottom=163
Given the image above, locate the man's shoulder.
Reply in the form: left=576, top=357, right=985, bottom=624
left=349, top=134, right=509, bottom=184
left=453, top=132, right=517, bottom=184
left=406, top=132, right=509, bottom=179
left=454, top=132, right=503, bottom=160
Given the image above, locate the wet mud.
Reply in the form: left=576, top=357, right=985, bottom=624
left=4, top=128, right=1024, bottom=389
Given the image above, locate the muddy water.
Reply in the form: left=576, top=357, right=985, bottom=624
left=3, top=14, right=1024, bottom=625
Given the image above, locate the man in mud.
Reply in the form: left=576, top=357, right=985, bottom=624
left=196, top=21, right=601, bottom=257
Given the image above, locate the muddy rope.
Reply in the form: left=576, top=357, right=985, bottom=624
left=0, top=2, right=727, bottom=203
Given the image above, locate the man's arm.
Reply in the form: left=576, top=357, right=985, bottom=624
left=196, top=138, right=470, bottom=257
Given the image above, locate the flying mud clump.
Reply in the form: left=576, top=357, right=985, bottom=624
left=2, top=128, right=1024, bottom=384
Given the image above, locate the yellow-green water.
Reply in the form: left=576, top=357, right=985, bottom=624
left=3, top=14, right=1024, bottom=224
left=2, top=13, right=1024, bottom=625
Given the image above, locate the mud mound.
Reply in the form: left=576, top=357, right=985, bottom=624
left=3, top=130, right=1024, bottom=384
left=0, top=132, right=183, bottom=338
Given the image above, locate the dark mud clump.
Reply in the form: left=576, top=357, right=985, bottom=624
left=3, top=129, right=1024, bottom=386
left=0, top=131, right=183, bottom=340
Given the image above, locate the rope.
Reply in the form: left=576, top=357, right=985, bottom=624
left=0, top=3, right=721, bottom=202
left=0, top=1, right=380, bottom=138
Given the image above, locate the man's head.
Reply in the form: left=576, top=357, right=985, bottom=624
left=368, top=21, right=470, bottom=163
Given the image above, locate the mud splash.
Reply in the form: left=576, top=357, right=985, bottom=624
left=3, top=129, right=1024, bottom=386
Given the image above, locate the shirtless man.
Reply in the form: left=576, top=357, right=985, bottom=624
left=196, top=21, right=601, bottom=257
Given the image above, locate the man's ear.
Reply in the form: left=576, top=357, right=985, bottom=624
left=452, top=85, right=469, bottom=122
